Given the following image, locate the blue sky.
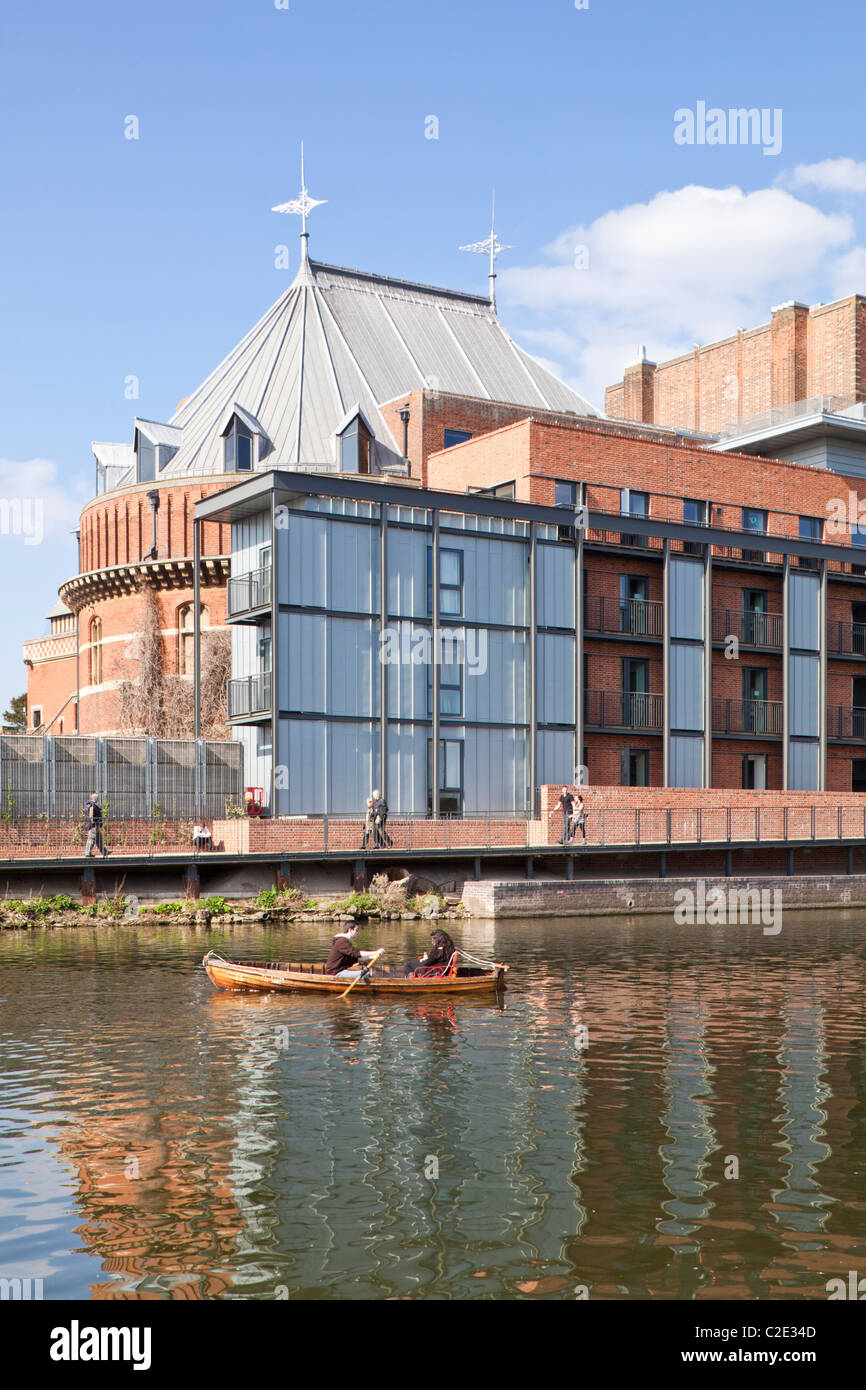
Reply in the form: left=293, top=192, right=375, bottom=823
left=1, top=0, right=865, bottom=714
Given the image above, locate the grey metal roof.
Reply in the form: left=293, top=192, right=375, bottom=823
left=102, top=256, right=599, bottom=486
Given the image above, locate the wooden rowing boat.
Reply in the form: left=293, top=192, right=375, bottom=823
left=202, top=950, right=508, bottom=996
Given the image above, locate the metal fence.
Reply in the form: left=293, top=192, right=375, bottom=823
left=0, top=736, right=243, bottom=820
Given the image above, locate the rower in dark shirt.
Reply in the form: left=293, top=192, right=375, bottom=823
left=325, top=923, right=381, bottom=977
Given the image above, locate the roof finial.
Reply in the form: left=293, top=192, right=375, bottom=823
left=460, top=192, right=512, bottom=310
left=272, top=142, right=327, bottom=262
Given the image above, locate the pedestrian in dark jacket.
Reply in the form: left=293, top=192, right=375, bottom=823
left=550, top=786, right=574, bottom=844
left=84, top=793, right=108, bottom=857
left=372, top=789, right=392, bottom=848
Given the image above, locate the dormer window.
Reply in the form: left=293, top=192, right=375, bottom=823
left=137, top=438, right=155, bottom=482
left=225, top=418, right=253, bottom=471
left=339, top=415, right=372, bottom=474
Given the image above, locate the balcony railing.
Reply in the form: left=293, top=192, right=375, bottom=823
left=712, top=609, right=783, bottom=649
left=828, top=621, right=866, bottom=657
left=827, top=705, right=866, bottom=740
left=585, top=689, right=663, bottom=731
left=227, top=567, right=270, bottom=618
left=227, top=673, right=272, bottom=719
left=584, top=595, right=663, bottom=638
left=712, top=697, right=783, bottom=736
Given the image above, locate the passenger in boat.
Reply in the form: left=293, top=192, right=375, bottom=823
left=405, top=928, right=457, bottom=978
left=325, top=923, right=382, bottom=977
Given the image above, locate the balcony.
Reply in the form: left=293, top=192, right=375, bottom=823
left=712, top=609, right=783, bottom=650
left=712, top=697, right=783, bottom=737
left=227, top=567, right=270, bottom=620
left=227, top=673, right=272, bottom=720
left=585, top=595, right=663, bottom=638
left=827, top=705, right=866, bottom=740
left=828, top=621, right=866, bottom=657
left=585, top=689, right=663, bottom=731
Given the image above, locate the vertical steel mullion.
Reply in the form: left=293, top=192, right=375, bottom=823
left=782, top=554, right=790, bottom=790
left=529, top=520, right=537, bottom=813
left=662, top=538, right=670, bottom=787
left=193, top=519, right=202, bottom=742
left=269, top=490, right=278, bottom=817
left=379, top=503, right=388, bottom=804
left=431, top=510, right=440, bottom=818
left=703, top=543, right=712, bottom=789
left=575, top=511, right=584, bottom=787
left=819, top=558, right=828, bottom=790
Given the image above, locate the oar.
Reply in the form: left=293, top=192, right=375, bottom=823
left=339, top=949, right=385, bottom=1000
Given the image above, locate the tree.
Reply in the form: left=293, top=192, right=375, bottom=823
left=2, top=693, right=28, bottom=733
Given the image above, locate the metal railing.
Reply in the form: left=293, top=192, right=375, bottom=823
left=712, top=609, right=783, bottom=649
left=828, top=620, right=866, bottom=657
left=227, top=567, right=270, bottom=618
left=227, top=673, right=272, bottom=719
left=0, top=802, right=864, bottom=861
left=585, top=689, right=664, bottom=730
left=712, top=697, right=783, bottom=736
left=827, top=705, right=866, bottom=740
left=584, top=595, right=664, bottom=637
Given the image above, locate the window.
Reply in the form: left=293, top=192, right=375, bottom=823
left=621, top=489, right=649, bottom=547
left=339, top=416, right=372, bottom=474
left=622, top=657, right=650, bottom=726
left=853, top=676, right=866, bottom=738
left=852, top=518, right=866, bottom=575
left=798, top=515, right=822, bottom=569
left=137, top=439, right=155, bottom=483
left=444, top=429, right=472, bottom=449
left=742, top=506, right=767, bottom=563
left=177, top=604, right=208, bottom=676
left=853, top=759, right=866, bottom=793
left=743, top=753, right=767, bottom=789
left=89, top=616, right=102, bottom=687
left=427, top=638, right=464, bottom=718
left=742, top=589, right=767, bottom=645
left=225, top=418, right=253, bottom=472
left=427, top=547, right=463, bottom=617
left=555, top=480, right=578, bottom=508
left=621, top=749, right=649, bottom=786
left=427, top=738, right=463, bottom=815
left=853, top=602, right=866, bottom=656
left=620, top=575, right=650, bottom=634
left=742, top=667, right=768, bottom=732
left=468, top=480, right=515, bottom=500
left=31, top=706, right=42, bottom=729
left=683, top=497, right=708, bottom=554
left=258, top=621, right=272, bottom=674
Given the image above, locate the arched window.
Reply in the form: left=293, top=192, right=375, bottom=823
left=178, top=603, right=208, bottom=676
left=89, top=616, right=102, bottom=687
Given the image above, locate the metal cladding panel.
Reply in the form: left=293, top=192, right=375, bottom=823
left=537, top=544, right=575, bottom=629
left=789, top=571, right=820, bottom=651
left=670, top=643, right=704, bottom=731
left=457, top=533, right=528, bottom=627
left=387, top=723, right=428, bottom=814
left=538, top=634, right=575, bottom=725
left=538, top=729, right=575, bottom=788
left=286, top=718, right=326, bottom=813
left=286, top=614, right=378, bottom=717
left=385, top=622, right=428, bottom=719
left=382, top=298, right=485, bottom=398
left=789, top=653, right=820, bottom=736
left=669, top=734, right=704, bottom=788
left=669, top=557, right=704, bottom=640
left=789, top=739, right=820, bottom=791
left=287, top=513, right=378, bottom=613
left=465, top=629, right=528, bottom=723
left=387, top=526, right=429, bottom=619
left=327, top=721, right=378, bottom=813
left=445, top=313, right=549, bottom=407
left=232, top=513, right=271, bottom=576
left=232, top=622, right=262, bottom=681
left=514, top=345, right=598, bottom=415
left=463, top=728, right=528, bottom=814
left=235, top=726, right=272, bottom=812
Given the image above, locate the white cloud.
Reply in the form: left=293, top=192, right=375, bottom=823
left=500, top=183, right=856, bottom=407
left=0, top=458, right=86, bottom=547
left=787, top=158, right=866, bottom=194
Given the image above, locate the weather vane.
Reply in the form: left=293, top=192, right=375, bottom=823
left=460, top=193, right=512, bottom=310
left=272, top=143, right=327, bottom=260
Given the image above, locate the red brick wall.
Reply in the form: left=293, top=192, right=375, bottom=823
left=606, top=296, right=864, bottom=429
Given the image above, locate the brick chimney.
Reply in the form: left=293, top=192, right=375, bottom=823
left=621, top=353, right=656, bottom=423
left=770, top=301, right=808, bottom=410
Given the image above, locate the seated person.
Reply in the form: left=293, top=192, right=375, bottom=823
left=325, top=923, right=381, bottom=978
left=405, top=928, right=457, bottom=978
left=192, top=823, right=213, bottom=850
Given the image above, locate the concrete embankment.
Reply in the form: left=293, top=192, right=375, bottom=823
left=462, top=874, right=866, bottom=918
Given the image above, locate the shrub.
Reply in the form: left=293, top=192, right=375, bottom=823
left=255, top=886, right=316, bottom=912
left=152, top=901, right=184, bottom=916
left=200, top=895, right=228, bottom=915
left=332, top=891, right=378, bottom=917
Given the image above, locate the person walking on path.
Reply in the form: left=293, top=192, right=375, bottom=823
left=572, top=794, right=587, bottom=844
left=85, top=793, right=108, bottom=858
left=372, top=790, right=392, bottom=848
left=550, top=786, right=574, bottom=844
left=361, top=794, right=376, bottom=849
